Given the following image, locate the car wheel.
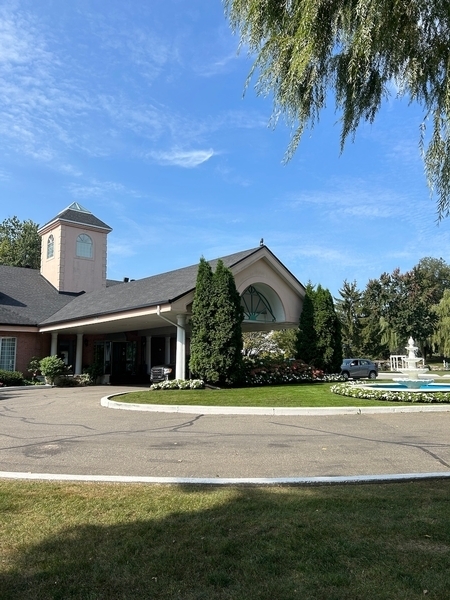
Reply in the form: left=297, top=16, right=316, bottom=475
left=342, top=371, right=349, bottom=381
left=368, top=371, right=377, bottom=380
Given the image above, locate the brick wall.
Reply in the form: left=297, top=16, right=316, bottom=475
left=0, top=331, right=51, bottom=376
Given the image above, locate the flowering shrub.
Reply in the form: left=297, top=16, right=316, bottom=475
left=330, top=382, right=450, bottom=403
left=150, top=379, right=205, bottom=390
left=241, top=357, right=341, bottom=386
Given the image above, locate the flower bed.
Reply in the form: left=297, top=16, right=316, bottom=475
left=150, top=379, right=205, bottom=390
left=330, top=382, right=450, bottom=403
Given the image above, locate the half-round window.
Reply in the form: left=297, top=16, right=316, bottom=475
left=76, top=234, right=93, bottom=258
left=47, top=234, right=54, bottom=259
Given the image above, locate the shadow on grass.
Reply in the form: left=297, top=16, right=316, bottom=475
left=1, top=482, right=450, bottom=599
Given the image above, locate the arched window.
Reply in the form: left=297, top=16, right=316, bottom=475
left=47, top=234, right=54, bottom=259
left=76, top=234, right=93, bottom=258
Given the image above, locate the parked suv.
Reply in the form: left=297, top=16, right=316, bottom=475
left=340, top=359, right=378, bottom=380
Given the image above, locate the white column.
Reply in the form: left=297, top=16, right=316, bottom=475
left=75, top=333, right=83, bottom=375
left=175, top=314, right=186, bottom=380
left=146, top=336, right=152, bottom=373
left=51, top=332, right=58, bottom=356
left=165, top=336, right=171, bottom=364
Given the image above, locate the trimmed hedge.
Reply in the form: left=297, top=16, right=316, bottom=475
left=0, top=369, right=24, bottom=386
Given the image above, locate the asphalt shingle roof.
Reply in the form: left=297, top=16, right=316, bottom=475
left=41, top=247, right=262, bottom=325
left=0, top=266, right=79, bottom=326
left=39, top=206, right=112, bottom=232
left=0, top=248, right=265, bottom=328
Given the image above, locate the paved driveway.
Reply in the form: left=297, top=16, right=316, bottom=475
left=1, top=386, right=450, bottom=480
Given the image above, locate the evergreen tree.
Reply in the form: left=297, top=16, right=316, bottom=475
left=296, top=283, right=318, bottom=364
left=189, top=257, right=214, bottom=381
left=313, top=285, right=342, bottom=373
left=189, top=258, right=244, bottom=385
left=210, top=260, right=244, bottom=385
left=297, top=283, right=342, bottom=372
left=335, top=280, right=363, bottom=357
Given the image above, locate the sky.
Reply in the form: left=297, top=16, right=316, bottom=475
left=2, top=0, right=450, bottom=298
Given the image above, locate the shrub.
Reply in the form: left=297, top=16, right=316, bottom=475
left=242, top=356, right=317, bottom=386
left=0, top=369, right=24, bottom=386
left=27, top=356, right=41, bottom=381
left=39, top=356, right=67, bottom=385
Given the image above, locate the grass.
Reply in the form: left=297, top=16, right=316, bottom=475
left=116, top=382, right=414, bottom=407
left=1, top=479, right=449, bottom=599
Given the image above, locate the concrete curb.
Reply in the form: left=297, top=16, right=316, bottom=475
left=101, top=394, right=450, bottom=415
left=1, top=471, right=450, bottom=486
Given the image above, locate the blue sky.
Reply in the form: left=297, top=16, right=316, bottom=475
left=1, top=0, right=450, bottom=298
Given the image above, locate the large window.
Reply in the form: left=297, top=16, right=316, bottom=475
left=76, top=234, right=93, bottom=258
left=0, top=337, right=16, bottom=371
left=47, top=234, right=54, bottom=259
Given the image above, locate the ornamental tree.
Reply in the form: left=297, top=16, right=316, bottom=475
left=225, top=0, right=450, bottom=217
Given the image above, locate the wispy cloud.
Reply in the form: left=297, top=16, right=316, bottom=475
left=148, top=148, right=215, bottom=168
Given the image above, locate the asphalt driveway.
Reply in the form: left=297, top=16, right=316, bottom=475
left=1, top=386, right=450, bottom=481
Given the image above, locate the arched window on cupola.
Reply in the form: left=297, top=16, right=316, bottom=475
left=76, top=234, right=93, bottom=258
left=47, top=234, right=54, bottom=259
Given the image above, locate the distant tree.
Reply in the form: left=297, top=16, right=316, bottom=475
left=225, top=0, right=450, bottom=217
left=0, top=216, right=40, bottom=268
left=189, top=257, right=215, bottom=381
left=335, top=280, right=363, bottom=357
left=190, top=258, right=244, bottom=385
left=432, top=290, right=450, bottom=358
left=413, top=257, right=450, bottom=306
left=296, top=283, right=317, bottom=364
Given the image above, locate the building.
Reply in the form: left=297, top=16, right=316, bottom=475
left=0, top=203, right=305, bottom=383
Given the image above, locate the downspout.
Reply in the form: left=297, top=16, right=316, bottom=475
left=155, top=305, right=185, bottom=329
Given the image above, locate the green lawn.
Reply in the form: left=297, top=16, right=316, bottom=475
left=116, top=382, right=413, bottom=407
left=1, top=480, right=449, bottom=599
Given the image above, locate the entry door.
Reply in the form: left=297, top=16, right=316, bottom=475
left=151, top=337, right=166, bottom=366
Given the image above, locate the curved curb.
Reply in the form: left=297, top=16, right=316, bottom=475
left=101, top=393, right=450, bottom=415
left=1, top=471, right=449, bottom=486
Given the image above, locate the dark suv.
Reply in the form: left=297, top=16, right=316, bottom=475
left=341, top=359, right=378, bottom=380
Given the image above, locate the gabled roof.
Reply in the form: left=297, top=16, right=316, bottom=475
left=38, top=202, right=112, bottom=233
left=0, top=266, right=79, bottom=327
left=40, top=247, right=263, bottom=325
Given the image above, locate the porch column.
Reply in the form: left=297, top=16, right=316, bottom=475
left=146, top=336, right=152, bottom=373
left=50, top=332, right=58, bottom=356
left=165, top=336, right=171, bottom=364
left=175, top=314, right=186, bottom=380
left=75, top=333, right=83, bottom=375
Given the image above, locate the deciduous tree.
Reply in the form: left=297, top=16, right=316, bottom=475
left=0, top=216, right=40, bottom=268
left=225, top=0, right=450, bottom=216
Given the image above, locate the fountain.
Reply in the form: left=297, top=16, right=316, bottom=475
left=392, top=337, right=434, bottom=389
left=359, top=336, right=450, bottom=393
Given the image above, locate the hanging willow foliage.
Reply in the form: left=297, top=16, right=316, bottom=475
left=224, top=0, right=450, bottom=217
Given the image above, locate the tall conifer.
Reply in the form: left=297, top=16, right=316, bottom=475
left=189, top=257, right=214, bottom=380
